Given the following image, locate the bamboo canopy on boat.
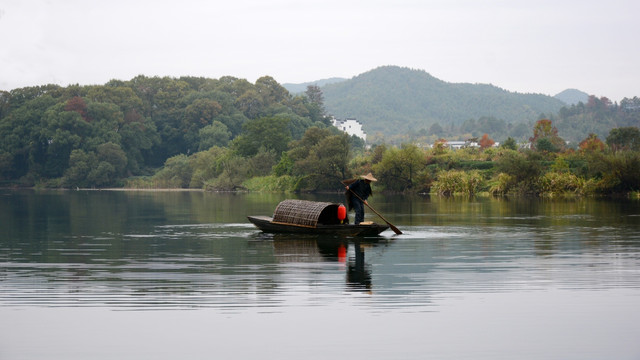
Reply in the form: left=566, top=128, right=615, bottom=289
left=273, top=199, right=341, bottom=227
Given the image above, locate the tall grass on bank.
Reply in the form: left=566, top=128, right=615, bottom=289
left=536, top=171, right=594, bottom=197
left=431, top=170, right=483, bottom=196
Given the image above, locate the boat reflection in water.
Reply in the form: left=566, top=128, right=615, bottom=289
left=270, top=234, right=392, bottom=292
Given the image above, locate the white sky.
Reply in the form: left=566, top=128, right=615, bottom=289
left=1, top=0, right=638, bottom=101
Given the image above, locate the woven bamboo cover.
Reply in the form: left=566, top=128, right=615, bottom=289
left=273, top=200, right=334, bottom=227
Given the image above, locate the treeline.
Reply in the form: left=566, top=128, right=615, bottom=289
left=422, top=123, right=640, bottom=197
left=134, top=119, right=639, bottom=197
left=1, top=75, right=639, bottom=196
left=392, top=95, right=640, bottom=146
left=554, top=96, right=640, bottom=142
left=0, top=76, right=334, bottom=187
left=138, top=126, right=360, bottom=192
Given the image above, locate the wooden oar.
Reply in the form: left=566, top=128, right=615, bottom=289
left=342, top=181, right=402, bottom=235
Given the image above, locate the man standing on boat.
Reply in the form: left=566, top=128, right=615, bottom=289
left=345, top=173, right=377, bottom=225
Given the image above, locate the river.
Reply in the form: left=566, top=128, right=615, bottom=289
left=1, top=190, right=639, bottom=359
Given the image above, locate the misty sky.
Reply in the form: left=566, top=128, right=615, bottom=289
left=1, top=0, right=638, bottom=101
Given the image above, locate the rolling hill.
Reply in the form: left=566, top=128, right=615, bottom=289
left=282, top=77, right=347, bottom=94
left=554, top=88, right=589, bottom=105
left=318, top=66, right=566, bottom=137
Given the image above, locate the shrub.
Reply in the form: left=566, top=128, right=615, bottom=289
left=495, top=150, right=543, bottom=193
left=587, top=151, right=640, bottom=193
left=488, top=173, right=515, bottom=195
left=431, top=170, right=483, bottom=196
left=373, top=143, right=426, bottom=191
left=537, top=171, right=586, bottom=196
left=152, top=154, right=192, bottom=188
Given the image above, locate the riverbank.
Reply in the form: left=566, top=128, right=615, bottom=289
left=3, top=185, right=638, bottom=200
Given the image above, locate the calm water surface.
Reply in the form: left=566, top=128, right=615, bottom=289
left=1, top=190, right=639, bottom=359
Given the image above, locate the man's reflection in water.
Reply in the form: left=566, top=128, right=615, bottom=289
left=346, top=241, right=372, bottom=292
left=273, top=236, right=376, bottom=292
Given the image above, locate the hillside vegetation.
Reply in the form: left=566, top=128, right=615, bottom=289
left=1, top=68, right=639, bottom=197
left=322, top=66, right=566, bottom=140
left=0, top=76, right=335, bottom=188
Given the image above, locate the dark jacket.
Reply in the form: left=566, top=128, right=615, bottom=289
left=346, top=179, right=372, bottom=210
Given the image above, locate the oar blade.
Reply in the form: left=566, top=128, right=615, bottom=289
left=388, top=223, right=403, bottom=235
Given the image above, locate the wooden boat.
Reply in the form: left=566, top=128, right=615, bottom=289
left=248, top=199, right=389, bottom=236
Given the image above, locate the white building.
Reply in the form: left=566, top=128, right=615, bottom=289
left=330, top=117, right=367, bottom=141
left=445, top=140, right=478, bottom=150
left=444, top=139, right=500, bottom=150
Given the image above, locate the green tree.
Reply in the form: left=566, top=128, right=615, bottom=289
left=205, top=150, right=251, bottom=191
left=373, top=143, right=426, bottom=191
left=118, top=116, right=160, bottom=173
left=233, top=116, right=291, bottom=157
left=86, top=85, right=144, bottom=115
left=587, top=151, right=640, bottom=192
left=304, top=84, right=329, bottom=124
left=188, top=146, right=227, bottom=188
left=529, top=119, right=565, bottom=152
left=235, top=89, right=264, bottom=119
left=198, top=121, right=231, bottom=150
left=96, top=142, right=127, bottom=177
left=0, top=95, right=58, bottom=179
left=495, top=150, right=543, bottom=193
left=182, top=98, right=223, bottom=149
left=250, top=147, right=278, bottom=177
left=62, top=142, right=129, bottom=188
left=288, top=127, right=333, bottom=162
left=87, top=161, right=116, bottom=187
left=255, top=76, right=289, bottom=105
left=501, top=137, right=518, bottom=150
left=273, top=152, right=294, bottom=177
left=153, top=154, right=192, bottom=188
left=535, top=138, right=559, bottom=153
left=38, top=106, right=93, bottom=177
left=86, top=102, right=124, bottom=149
left=606, top=127, right=640, bottom=152
left=293, top=133, right=351, bottom=190
left=62, top=149, right=97, bottom=187
left=149, top=78, right=191, bottom=159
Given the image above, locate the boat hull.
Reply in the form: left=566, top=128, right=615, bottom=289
left=247, top=216, right=388, bottom=236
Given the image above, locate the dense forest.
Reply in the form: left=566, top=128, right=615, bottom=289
left=1, top=72, right=639, bottom=196
left=0, top=76, right=338, bottom=188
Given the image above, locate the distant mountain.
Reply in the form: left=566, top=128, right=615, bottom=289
left=320, top=66, right=566, bottom=137
left=282, top=77, right=347, bottom=94
left=554, top=88, right=589, bottom=105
